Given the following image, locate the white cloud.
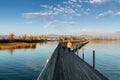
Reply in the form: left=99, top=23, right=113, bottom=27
left=66, top=0, right=108, bottom=4
left=77, top=0, right=110, bottom=4
left=23, top=12, right=52, bottom=18
left=90, top=0, right=102, bottom=3
left=63, top=0, right=82, bottom=9
left=89, top=0, right=108, bottom=4
left=53, top=7, right=76, bottom=15
left=70, top=0, right=78, bottom=2
left=22, top=0, right=120, bottom=22
left=44, top=20, right=77, bottom=28
left=53, top=5, right=81, bottom=16
left=24, top=3, right=82, bottom=20
left=61, top=2, right=83, bottom=16
left=40, top=5, right=49, bottom=8
left=97, top=10, right=120, bottom=18
left=23, top=11, right=53, bottom=20
left=76, top=4, right=81, bottom=8
left=76, top=13, right=81, bottom=16
left=97, top=10, right=113, bottom=18
left=53, top=7, right=70, bottom=15
left=43, top=20, right=57, bottom=28
left=114, top=12, right=120, bottom=16
left=89, top=0, right=120, bottom=4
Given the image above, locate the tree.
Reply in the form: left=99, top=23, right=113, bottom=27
left=69, top=36, right=73, bottom=41
left=39, top=36, right=43, bottom=40
left=29, top=35, right=33, bottom=41
left=59, top=36, right=65, bottom=42
left=21, top=34, right=27, bottom=40
left=33, top=36, right=37, bottom=40
left=7, top=33, right=14, bottom=41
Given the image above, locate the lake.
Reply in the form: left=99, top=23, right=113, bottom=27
left=0, top=42, right=58, bottom=80
left=0, top=41, right=120, bottom=80
left=78, top=41, right=120, bottom=80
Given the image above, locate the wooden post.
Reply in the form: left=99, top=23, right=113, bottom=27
left=93, top=50, right=95, bottom=69
left=82, top=48, right=84, bottom=60
left=77, top=45, right=79, bottom=55
left=73, top=45, right=75, bottom=53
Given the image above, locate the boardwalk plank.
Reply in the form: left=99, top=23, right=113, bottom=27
left=37, top=42, right=109, bottom=80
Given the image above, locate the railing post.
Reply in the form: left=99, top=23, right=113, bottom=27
left=73, top=45, right=75, bottom=53
left=82, top=48, right=84, bottom=60
left=93, top=50, right=95, bottom=69
left=77, top=45, right=79, bottom=55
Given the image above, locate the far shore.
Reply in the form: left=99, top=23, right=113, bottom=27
left=1, top=36, right=120, bottom=50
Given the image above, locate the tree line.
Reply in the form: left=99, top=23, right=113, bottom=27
left=0, top=33, right=48, bottom=43
left=0, top=33, right=87, bottom=43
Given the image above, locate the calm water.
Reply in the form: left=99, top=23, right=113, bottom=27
left=0, top=41, right=120, bottom=80
left=78, top=41, right=120, bottom=80
left=0, top=42, right=58, bottom=80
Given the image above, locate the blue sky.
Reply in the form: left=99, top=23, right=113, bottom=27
left=0, top=0, right=120, bottom=35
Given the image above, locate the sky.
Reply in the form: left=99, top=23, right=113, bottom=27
left=0, top=0, right=120, bottom=36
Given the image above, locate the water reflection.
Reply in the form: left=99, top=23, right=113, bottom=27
left=89, top=39, right=120, bottom=44
left=39, top=41, right=48, bottom=45
left=79, top=40, right=120, bottom=80
left=0, top=42, right=56, bottom=55
left=38, top=41, right=58, bottom=46
left=0, top=42, right=57, bottom=80
left=8, top=49, right=14, bottom=55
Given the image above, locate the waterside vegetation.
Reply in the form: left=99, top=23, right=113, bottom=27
left=1, top=33, right=120, bottom=50
left=0, top=43, right=36, bottom=50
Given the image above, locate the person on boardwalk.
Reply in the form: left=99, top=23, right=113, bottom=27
left=67, top=40, right=72, bottom=52
left=60, top=36, right=66, bottom=51
left=61, top=38, right=66, bottom=51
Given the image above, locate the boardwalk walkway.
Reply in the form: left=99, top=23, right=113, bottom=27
left=37, top=42, right=109, bottom=80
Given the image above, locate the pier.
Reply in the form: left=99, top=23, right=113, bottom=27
left=37, top=41, right=109, bottom=80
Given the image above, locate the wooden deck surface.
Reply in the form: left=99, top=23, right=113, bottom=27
left=37, top=42, right=109, bottom=80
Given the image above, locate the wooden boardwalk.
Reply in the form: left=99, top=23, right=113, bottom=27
left=37, top=42, right=109, bottom=80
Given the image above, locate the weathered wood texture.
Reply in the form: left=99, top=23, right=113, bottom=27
left=37, top=42, right=109, bottom=80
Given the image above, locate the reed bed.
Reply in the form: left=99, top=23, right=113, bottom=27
left=0, top=43, right=36, bottom=50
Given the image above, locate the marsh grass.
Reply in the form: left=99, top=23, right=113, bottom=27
left=0, top=43, right=36, bottom=50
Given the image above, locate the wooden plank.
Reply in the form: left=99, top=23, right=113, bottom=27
left=37, top=41, right=109, bottom=80
left=37, top=43, right=60, bottom=80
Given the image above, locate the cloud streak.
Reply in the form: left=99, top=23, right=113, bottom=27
left=97, top=10, right=120, bottom=18
left=114, top=12, right=120, bottom=16
left=23, top=3, right=82, bottom=20
left=44, top=20, right=77, bottom=28
left=97, top=10, right=113, bottom=18
left=23, top=0, right=120, bottom=23
left=23, top=11, right=53, bottom=20
left=65, top=0, right=109, bottom=4
left=24, top=0, right=97, bottom=20
left=89, top=0, right=108, bottom=4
